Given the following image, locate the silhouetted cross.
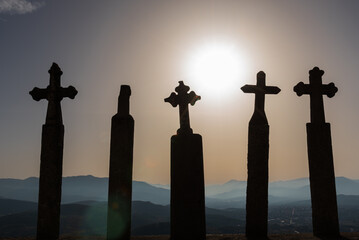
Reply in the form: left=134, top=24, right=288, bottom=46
left=30, top=63, right=78, bottom=125
left=165, top=81, right=201, bottom=134
left=241, top=71, right=280, bottom=124
left=294, top=67, right=338, bottom=124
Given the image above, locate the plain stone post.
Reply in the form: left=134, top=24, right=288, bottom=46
left=29, top=63, right=77, bottom=240
left=241, top=71, right=280, bottom=239
left=107, top=85, right=134, bottom=240
left=294, top=67, right=340, bottom=238
left=165, top=81, right=205, bottom=240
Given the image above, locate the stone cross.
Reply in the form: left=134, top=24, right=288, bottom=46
left=294, top=67, right=340, bottom=238
left=241, top=71, right=280, bottom=124
left=165, top=81, right=205, bottom=240
left=107, top=85, right=134, bottom=240
left=164, top=81, right=201, bottom=135
left=241, top=71, right=280, bottom=238
left=30, top=63, right=77, bottom=240
left=30, top=63, right=77, bottom=124
left=294, top=67, right=338, bottom=123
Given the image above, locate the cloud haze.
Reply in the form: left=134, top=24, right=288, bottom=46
left=0, top=0, right=43, bottom=14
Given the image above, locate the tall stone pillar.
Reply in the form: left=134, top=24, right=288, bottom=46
left=107, top=85, right=134, bottom=240
left=241, top=71, right=280, bottom=239
left=30, top=63, right=77, bottom=240
left=294, top=67, right=340, bottom=238
left=165, top=81, right=206, bottom=240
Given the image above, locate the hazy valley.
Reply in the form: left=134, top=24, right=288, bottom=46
left=1, top=175, right=359, bottom=237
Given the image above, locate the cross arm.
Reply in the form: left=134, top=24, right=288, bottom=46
left=29, top=87, right=48, bottom=101
left=241, top=84, right=259, bottom=94
left=293, top=82, right=311, bottom=96
left=241, top=85, right=281, bottom=94
left=322, top=82, right=338, bottom=98
left=164, top=92, right=178, bottom=107
left=60, top=86, right=78, bottom=100
left=264, top=86, right=281, bottom=95
left=164, top=81, right=200, bottom=107
left=188, top=91, right=201, bottom=106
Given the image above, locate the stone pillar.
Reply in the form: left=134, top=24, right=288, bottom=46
left=171, top=133, right=205, bottom=240
left=245, top=124, right=269, bottom=238
left=241, top=71, right=280, bottom=239
left=37, top=124, right=64, bottom=240
left=294, top=67, right=340, bottom=238
left=29, top=63, right=77, bottom=240
left=165, top=81, right=205, bottom=240
left=307, top=123, right=339, bottom=237
left=107, top=85, right=134, bottom=240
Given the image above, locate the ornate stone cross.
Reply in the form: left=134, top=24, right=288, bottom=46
left=29, top=62, right=77, bottom=240
left=293, top=66, right=340, bottom=238
left=165, top=81, right=205, bottom=240
left=164, top=81, right=201, bottom=134
left=294, top=67, right=338, bottom=123
left=30, top=63, right=77, bottom=124
left=241, top=71, right=280, bottom=124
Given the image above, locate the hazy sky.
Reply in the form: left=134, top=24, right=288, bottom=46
left=1, top=0, right=359, bottom=184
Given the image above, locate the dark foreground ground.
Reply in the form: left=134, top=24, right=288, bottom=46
left=2, top=233, right=359, bottom=240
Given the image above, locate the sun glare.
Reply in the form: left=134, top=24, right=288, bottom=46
left=186, top=43, right=248, bottom=100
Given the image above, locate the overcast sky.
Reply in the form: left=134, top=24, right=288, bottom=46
left=1, top=0, right=359, bottom=184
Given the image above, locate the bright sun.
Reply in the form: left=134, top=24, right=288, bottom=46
left=186, top=43, right=248, bottom=99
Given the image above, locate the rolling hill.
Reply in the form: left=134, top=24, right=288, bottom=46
left=1, top=175, right=358, bottom=208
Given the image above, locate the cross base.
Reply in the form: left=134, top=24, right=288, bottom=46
left=177, top=126, right=193, bottom=135
left=37, top=124, right=64, bottom=240
left=306, top=123, right=340, bottom=238
left=170, top=134, right=206, bottom=240
left=246, top=124, right=269, bottom=238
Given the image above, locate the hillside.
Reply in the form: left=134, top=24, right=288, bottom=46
left=1, top=197, right=359, bottom=238
left=1, top=233, right=359, bottom=240
left=1, top=176, right=358, bottom=238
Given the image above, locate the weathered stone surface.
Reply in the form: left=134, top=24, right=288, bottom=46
left=165, top=81, right=205, bottom=240
left=107, top=85, right=134, bottom=240
left=241, top=71, right=280, bottom=238
left=294, top=67, right=339, bottom=238
left=29, top=63, right=77, bottom=240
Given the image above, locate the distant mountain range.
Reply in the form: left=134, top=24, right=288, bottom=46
left=1, top=175, right=359, bottom=237
left=1, top=175, right=358, bottom=208
left=0, top=175, right=170, bottom=205
left=1, top=196, right=359, bottom=237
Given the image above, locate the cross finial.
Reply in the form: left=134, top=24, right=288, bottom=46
left=293, top=67, right=338, bottom=123
left=241, top=71, right=281, bottom=125
left=165, top=81, right=201, bottom=135
left=48, top=63, right=63, bottom=87
left=30, top=63, right=78, bottom=125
